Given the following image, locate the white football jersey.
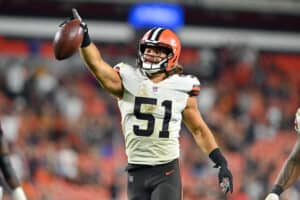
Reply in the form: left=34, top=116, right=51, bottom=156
left=115, top=63, right=200, bottom=165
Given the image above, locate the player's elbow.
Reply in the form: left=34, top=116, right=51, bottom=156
left=100, top=80, right=123, bottom=98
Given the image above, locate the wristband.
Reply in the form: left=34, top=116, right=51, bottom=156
left=81, top=31, right=91, bottom=48
left=209, top=148, right=227, bottom=167
left=271, top=184, right=283, bottom=196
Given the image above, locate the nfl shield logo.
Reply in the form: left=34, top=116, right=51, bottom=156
left=153, top=86, right=158, bottom=92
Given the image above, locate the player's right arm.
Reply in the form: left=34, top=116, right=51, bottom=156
left=79, top=43, right=123, bottom=98
left=0, top=122, right=27, bottom=200
left=72, top=9, right=123, bottom=98
left=265, top=108, right=300, bottom=200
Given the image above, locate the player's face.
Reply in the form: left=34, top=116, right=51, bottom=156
left=143, top=46, right=168, bottom=64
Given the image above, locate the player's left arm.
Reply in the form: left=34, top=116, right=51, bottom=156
left=266, top=108, right=300, bottom=200
left=182, top=96, right=233, bottom=194
left=0, top=123, right=27, bottom=200
left=265, top=140, right=300, bottom=200
left=274, top=136, right=300, bottom=189
left=182, top=96, right=218, bottom=153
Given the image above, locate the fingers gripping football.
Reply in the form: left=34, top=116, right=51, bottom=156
left=72, top=8, right=88, bottom=33
left=72, top=8, right=82, bottom=21
left=53, top=19, right=83, bottom=60
left=265, top=193, right=280, bottom=200
left=53, top=8, right=88, bottom=60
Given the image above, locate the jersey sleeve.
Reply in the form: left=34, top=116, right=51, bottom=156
left=113, top=62, right=124, bottom=73
left=113, top=62, right=132, bottom=81
left=113, top=62, right=139, bottom=94
left=188, top=76, right=201, bottom=96
left=170, top=74, right=201, bottom=96
left=180, top=75, right=200, bottom=96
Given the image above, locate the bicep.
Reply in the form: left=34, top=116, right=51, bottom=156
left=182, top=96, right=205, bottom=133
left=182, top=96, right=218, bottom=154
left=91, top=60, right=123, bottom=98
left=80, top=44, right=123, bottom=97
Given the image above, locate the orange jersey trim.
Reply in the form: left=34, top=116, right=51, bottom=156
left=189, top=84, right=201, bottom=96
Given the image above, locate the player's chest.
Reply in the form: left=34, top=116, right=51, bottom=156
left=133, top=80, right=177, bottom=100
left=125, top=80, right=187, bottom=115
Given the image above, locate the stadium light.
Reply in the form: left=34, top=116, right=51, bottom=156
left=128, top=2, right=184, bottom=31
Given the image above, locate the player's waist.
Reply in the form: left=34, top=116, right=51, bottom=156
left=126, top=158, right=179, bottom=172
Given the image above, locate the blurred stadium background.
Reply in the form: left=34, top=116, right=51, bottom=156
left=0, top=0, right=300, bottom=199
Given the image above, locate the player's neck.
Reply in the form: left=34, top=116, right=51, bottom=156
left=148, top=72, right=167, bottom=83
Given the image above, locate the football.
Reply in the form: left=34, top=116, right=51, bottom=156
left=53, top=19, right=83, bottom=60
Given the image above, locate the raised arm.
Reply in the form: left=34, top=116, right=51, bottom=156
left=73, top=9, right=123, bottom=98
left=79, top=44, right=123, bottom=98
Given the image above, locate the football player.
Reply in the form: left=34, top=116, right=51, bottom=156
left=0, top=122, right=27, bottom=200
left=265, top=108, right=300, bottom=200
left=65, top=8, right=233, bottom=199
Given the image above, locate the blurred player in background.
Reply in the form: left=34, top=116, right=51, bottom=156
left=62, top=9, right=233, bottom=199
left=265, top=108, right=300, bottom=200
left=0, top=123, right=27, bottom=200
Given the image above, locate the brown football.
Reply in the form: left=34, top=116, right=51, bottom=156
left=53, top=19, right=83, bottom=60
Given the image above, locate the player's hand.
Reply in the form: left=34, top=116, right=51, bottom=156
left=295, top=107, right=300, bottom=133
left=59, top=8, right=88, bottom=33
left=217, top=165, right=233, bottom=194
left=265, top=193, right=279, bottom=200
left=72, top=8, right=88, bottom=33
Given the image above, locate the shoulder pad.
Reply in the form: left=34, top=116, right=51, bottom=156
left=113, top=63, right=142, bottom=94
